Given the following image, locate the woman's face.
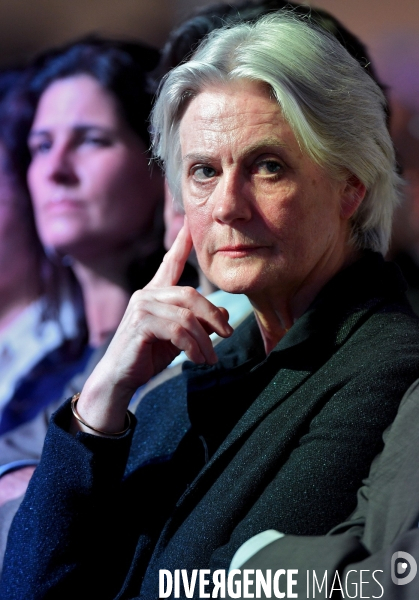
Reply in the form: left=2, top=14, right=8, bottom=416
left=179, top=80, right=364, bottom=304
left=28, top=74, right=161, bottom=260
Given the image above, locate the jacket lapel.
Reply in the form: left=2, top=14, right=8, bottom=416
left=173, top=253, right=398, bottom=514
left=142, top=252, right=408, bottom=574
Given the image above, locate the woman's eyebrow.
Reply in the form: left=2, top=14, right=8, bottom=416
left=29, top=124, right=113, bottom=137
left=28, top=130, right=48, bottom=139
left=72, top=124, right=114, bottom=134
left=182, top=153, right=214, bottom=163
left=240, top=138, right=289, bottom=155
left=182, top=139, right=289, bottom=163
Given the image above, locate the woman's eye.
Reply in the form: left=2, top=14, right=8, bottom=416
left=256, top=160, right=282, bottom=175
left=83, top=136, right=111, bottom=147
left=29, top=140, right=51, bottom=156
left=192, top=166, right=217, bottom=181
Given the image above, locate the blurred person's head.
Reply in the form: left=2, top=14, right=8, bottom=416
left=16, top=38, right=163, bottom=285
left=152, top=13, right=397, bottom=258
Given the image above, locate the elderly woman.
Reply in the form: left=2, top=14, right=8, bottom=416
left=2, top=13, right=419, bottom=599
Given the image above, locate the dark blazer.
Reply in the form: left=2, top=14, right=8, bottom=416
left=3, top=253, right=419, bottom=600
left=239, top=379, right=419, bottom=599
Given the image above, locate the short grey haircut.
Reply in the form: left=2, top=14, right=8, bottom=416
left=151, top=12, right=401, bottom=254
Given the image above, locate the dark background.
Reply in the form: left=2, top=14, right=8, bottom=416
left=0, top=0, right=418, bottom=71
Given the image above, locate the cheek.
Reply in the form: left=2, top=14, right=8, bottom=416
left=269, top=183, right=329, bottom=232
left=29, top=191, right=49, bottom=238
left=27, top=167, right=51, bottom=239
left=96, top=152, right=151, bottom=202
left=164, top=212, right=184, bottom=250
left=86, top=157, right=129, bottom=199
left=184, top=208, right=215, bottom=274
left=184, top=203, right=211, bottom=250
left=27, top=163, right=43, bottom=206
left=89, top=156, right=159, bottom=240
left=81, top=160, right=139, bottom=225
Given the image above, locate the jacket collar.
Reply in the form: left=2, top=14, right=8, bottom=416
left=151, top=251, right=410, bottom=556
left=180, top=251, right=408, bottom=482
left=184, top=251, right=407, bottom=384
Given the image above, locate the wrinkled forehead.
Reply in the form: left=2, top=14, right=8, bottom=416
left=178, top=80, right=297, bottom=161
left=179, top=78, right=275, bottom=124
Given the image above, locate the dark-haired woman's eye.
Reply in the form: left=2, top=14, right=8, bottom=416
left=82, top=135, right=112, bottom=148
left=29, top=139, right=52, bottom=156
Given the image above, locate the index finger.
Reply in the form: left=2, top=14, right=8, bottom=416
left=146, top=218, right=193, bottom=289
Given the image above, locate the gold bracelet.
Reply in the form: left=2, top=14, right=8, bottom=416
left=70, top=393, right=132, bottom=437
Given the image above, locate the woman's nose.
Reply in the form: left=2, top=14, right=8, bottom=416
left=211, top=172, right=252, bottom=224
left=47, top=146, right=78, bottom=186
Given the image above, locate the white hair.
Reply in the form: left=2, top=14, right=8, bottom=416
left=151, top=12, right=401, bottom=254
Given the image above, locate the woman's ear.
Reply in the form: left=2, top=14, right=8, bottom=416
left=340, top=175, right=366, bottom=220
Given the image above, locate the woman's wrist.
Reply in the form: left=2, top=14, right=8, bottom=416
left=70, top=393, right=132, bottom=437
left=70, top=374, right=135, bottom=437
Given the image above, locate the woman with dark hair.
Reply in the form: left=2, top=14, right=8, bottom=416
left=0, top=69, right=84, bottom=434
left=23, top=37, right=165, bottom=347
left=0, top=37, right=168, bottom=512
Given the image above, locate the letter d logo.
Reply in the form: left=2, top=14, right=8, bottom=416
left=391, top=551, right=417, bottom=585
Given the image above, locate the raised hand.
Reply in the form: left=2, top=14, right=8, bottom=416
left=72, top=220, right=233, bottom=435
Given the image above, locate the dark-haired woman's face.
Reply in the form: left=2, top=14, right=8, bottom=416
left=28, top=74, right=160, bottom=260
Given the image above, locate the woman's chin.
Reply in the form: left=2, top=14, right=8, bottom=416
left=211, top=274, right=260, bottom=297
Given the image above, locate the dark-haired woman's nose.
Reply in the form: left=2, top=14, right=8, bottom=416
left=47, top=145, right=79, bottom=186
